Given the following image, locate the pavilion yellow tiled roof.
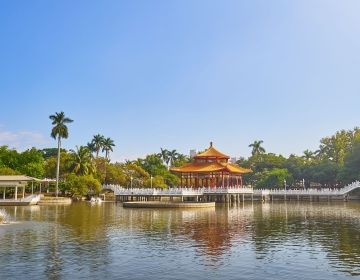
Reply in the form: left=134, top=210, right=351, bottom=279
left=170, top=142, right=252, bottom=174
left=194, top=142, right=230, bottom=159
left=170, top=162, right=252, bottom=174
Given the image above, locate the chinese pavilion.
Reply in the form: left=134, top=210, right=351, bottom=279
left=170, top=142, right=251, bottom=188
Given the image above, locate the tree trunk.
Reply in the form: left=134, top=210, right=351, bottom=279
left=56, top=136, right=61, bottom=197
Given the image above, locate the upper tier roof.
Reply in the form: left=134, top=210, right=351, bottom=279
left=194, top=142, right=230, bottom=159
left=170, top=162, right=252, bottom=174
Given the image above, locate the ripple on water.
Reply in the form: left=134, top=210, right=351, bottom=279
left=0, top=202, right=360, bottom=279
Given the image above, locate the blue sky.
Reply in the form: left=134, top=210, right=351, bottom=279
left=0, top=1, right=359, bottom=161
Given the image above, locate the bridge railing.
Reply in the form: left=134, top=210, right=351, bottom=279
left=103, top=181, right=360, bottom=196
left=103, top=184, right=254, bottom=196
left=255, top=181, right=360, bottom=196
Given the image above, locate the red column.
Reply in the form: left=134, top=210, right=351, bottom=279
left=222, top=172, right=224, bottom=188
left=180, top=173, right=183, bottom=188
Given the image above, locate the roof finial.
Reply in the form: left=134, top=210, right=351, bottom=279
left=210, top=141, right=213, bottom=147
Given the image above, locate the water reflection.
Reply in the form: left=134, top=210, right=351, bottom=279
left=1, top=202, right=360, bottom=279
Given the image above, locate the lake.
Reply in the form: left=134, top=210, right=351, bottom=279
left=1, top=201, right=360, bottom=280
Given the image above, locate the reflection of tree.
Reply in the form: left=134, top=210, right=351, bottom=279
left=0, top=204, right=112, bottom=278
left=2, top=202, right=360, bottom=277
left=251, top=202, right=360, bottom=275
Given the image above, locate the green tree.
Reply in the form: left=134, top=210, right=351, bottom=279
left=0, top=167, right=20, bottom=175
left=309, top=160, right=339, bottom=187
left=317, top=128, right=360, bottom=165
left=102, top=137, right=115, bottom=160
left=70, top=146, right=95, bottom=175
left=249, top=140, right=266, bottom=156
left=302, top=150, right=315, bottom=161
left=257, top=168, right=293, bottom=189
left=138, top=154, right=167, bottom=177
left=44, top=151, right=73, bottom=179
left=41, top=148, right=66, bottom=159
left=91, top=134, right=105, bottom=158
left=168, top=149, right=179, bottom=167
left=18, top=148, right=45, bottom=178
left=0, top=146, right=19, bottom=170
left=66, top=174, right=101, bottom=197
left=338, top=139, right=360, bottom=184
left=158, top=148, right=170, bottom=167
left=49, top=111, right=73, bottom=196
left=144, top=175, right=167, bottom=189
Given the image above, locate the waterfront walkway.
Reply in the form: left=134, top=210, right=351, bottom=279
left=103, top=181, right=360, bottom=202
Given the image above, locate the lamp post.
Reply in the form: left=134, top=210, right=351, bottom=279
left=150, top=175, right=153, bottom=188
left=302, top=178, right=305, bottom=189
left=284, top=179, right=287, bottom=191
left=130, top=176, right=133, bottom=188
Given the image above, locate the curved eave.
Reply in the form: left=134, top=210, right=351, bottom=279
left=170, top=163, right=252, bottom=174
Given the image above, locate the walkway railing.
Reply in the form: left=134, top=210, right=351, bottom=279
left=104, top=181, right=360, bottom=197
left=103, top=184, right=254, bottom=196
left=255, top=181, right=360, bottom=196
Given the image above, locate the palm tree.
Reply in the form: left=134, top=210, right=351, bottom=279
left=49, top=112, right=73, bottom=196
left=158, top=148, right=170, bottom=166
left=303, top=149, right=314, bottom=161
left=70, top=146, right=95, bottom=175
left=102, top=137, right=115, bottom=161
left=91, top=134, right=105, bottom=158
left=86, top=142, right=96, bottom=156
left=249, top=140, right=265, bottom=156
left=168, top=149, right=179, bottom=167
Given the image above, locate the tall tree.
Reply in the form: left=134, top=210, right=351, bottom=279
left=158, top=148, right=170, bottom=166
left=168, top=149, right=179, bottom=167
left=249, top=140, right=266, bottom=156
left=70, top=146, right=95, bottom=175
left=91, top=134, right=105, bottom=158
left=102, top=137, right=115, bottom=161
left=302, top=150, right=314, bottom=161
left=49, top=112, right=73, bottom=196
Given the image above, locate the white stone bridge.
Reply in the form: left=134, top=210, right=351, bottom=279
left=103, top=181, right=360, bottom=202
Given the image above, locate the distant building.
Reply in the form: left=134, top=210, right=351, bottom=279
left=190, top=149, right=197, bottom=158
left=230, top=157, right=237, bottom=164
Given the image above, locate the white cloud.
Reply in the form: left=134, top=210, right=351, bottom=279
left=0, top=127, right=50, bottom=151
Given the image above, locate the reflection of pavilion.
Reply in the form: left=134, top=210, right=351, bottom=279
left=171, top=142, right=251, bottom=188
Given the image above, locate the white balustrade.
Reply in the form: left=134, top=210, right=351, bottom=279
left=103, top=181, right=360, bottom=197
left=103, top=184, right=253, bottom=196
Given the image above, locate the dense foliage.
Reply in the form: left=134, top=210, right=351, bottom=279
left=242, top=127, right=360, bottom=188
left=0, top=127, right=359, bottom=195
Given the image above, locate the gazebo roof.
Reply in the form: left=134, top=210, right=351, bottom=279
left=0, top=175, right=40, bottom=182
left=170, top=161, right=252, bottom=174
left=194, top=142, right=230, bottom=159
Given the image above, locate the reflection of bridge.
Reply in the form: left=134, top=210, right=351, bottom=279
left=103, top=181, right=360, bottom=202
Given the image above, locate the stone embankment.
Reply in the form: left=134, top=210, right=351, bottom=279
left=38, top=196, right=72, bottom=205
left=123, top=201, right=215, bottom=208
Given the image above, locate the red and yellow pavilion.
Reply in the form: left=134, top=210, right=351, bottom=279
left=170, top=142, right=251, bottom=188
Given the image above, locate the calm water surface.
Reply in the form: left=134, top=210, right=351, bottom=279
left=1, top=202, right=360, bottom=280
